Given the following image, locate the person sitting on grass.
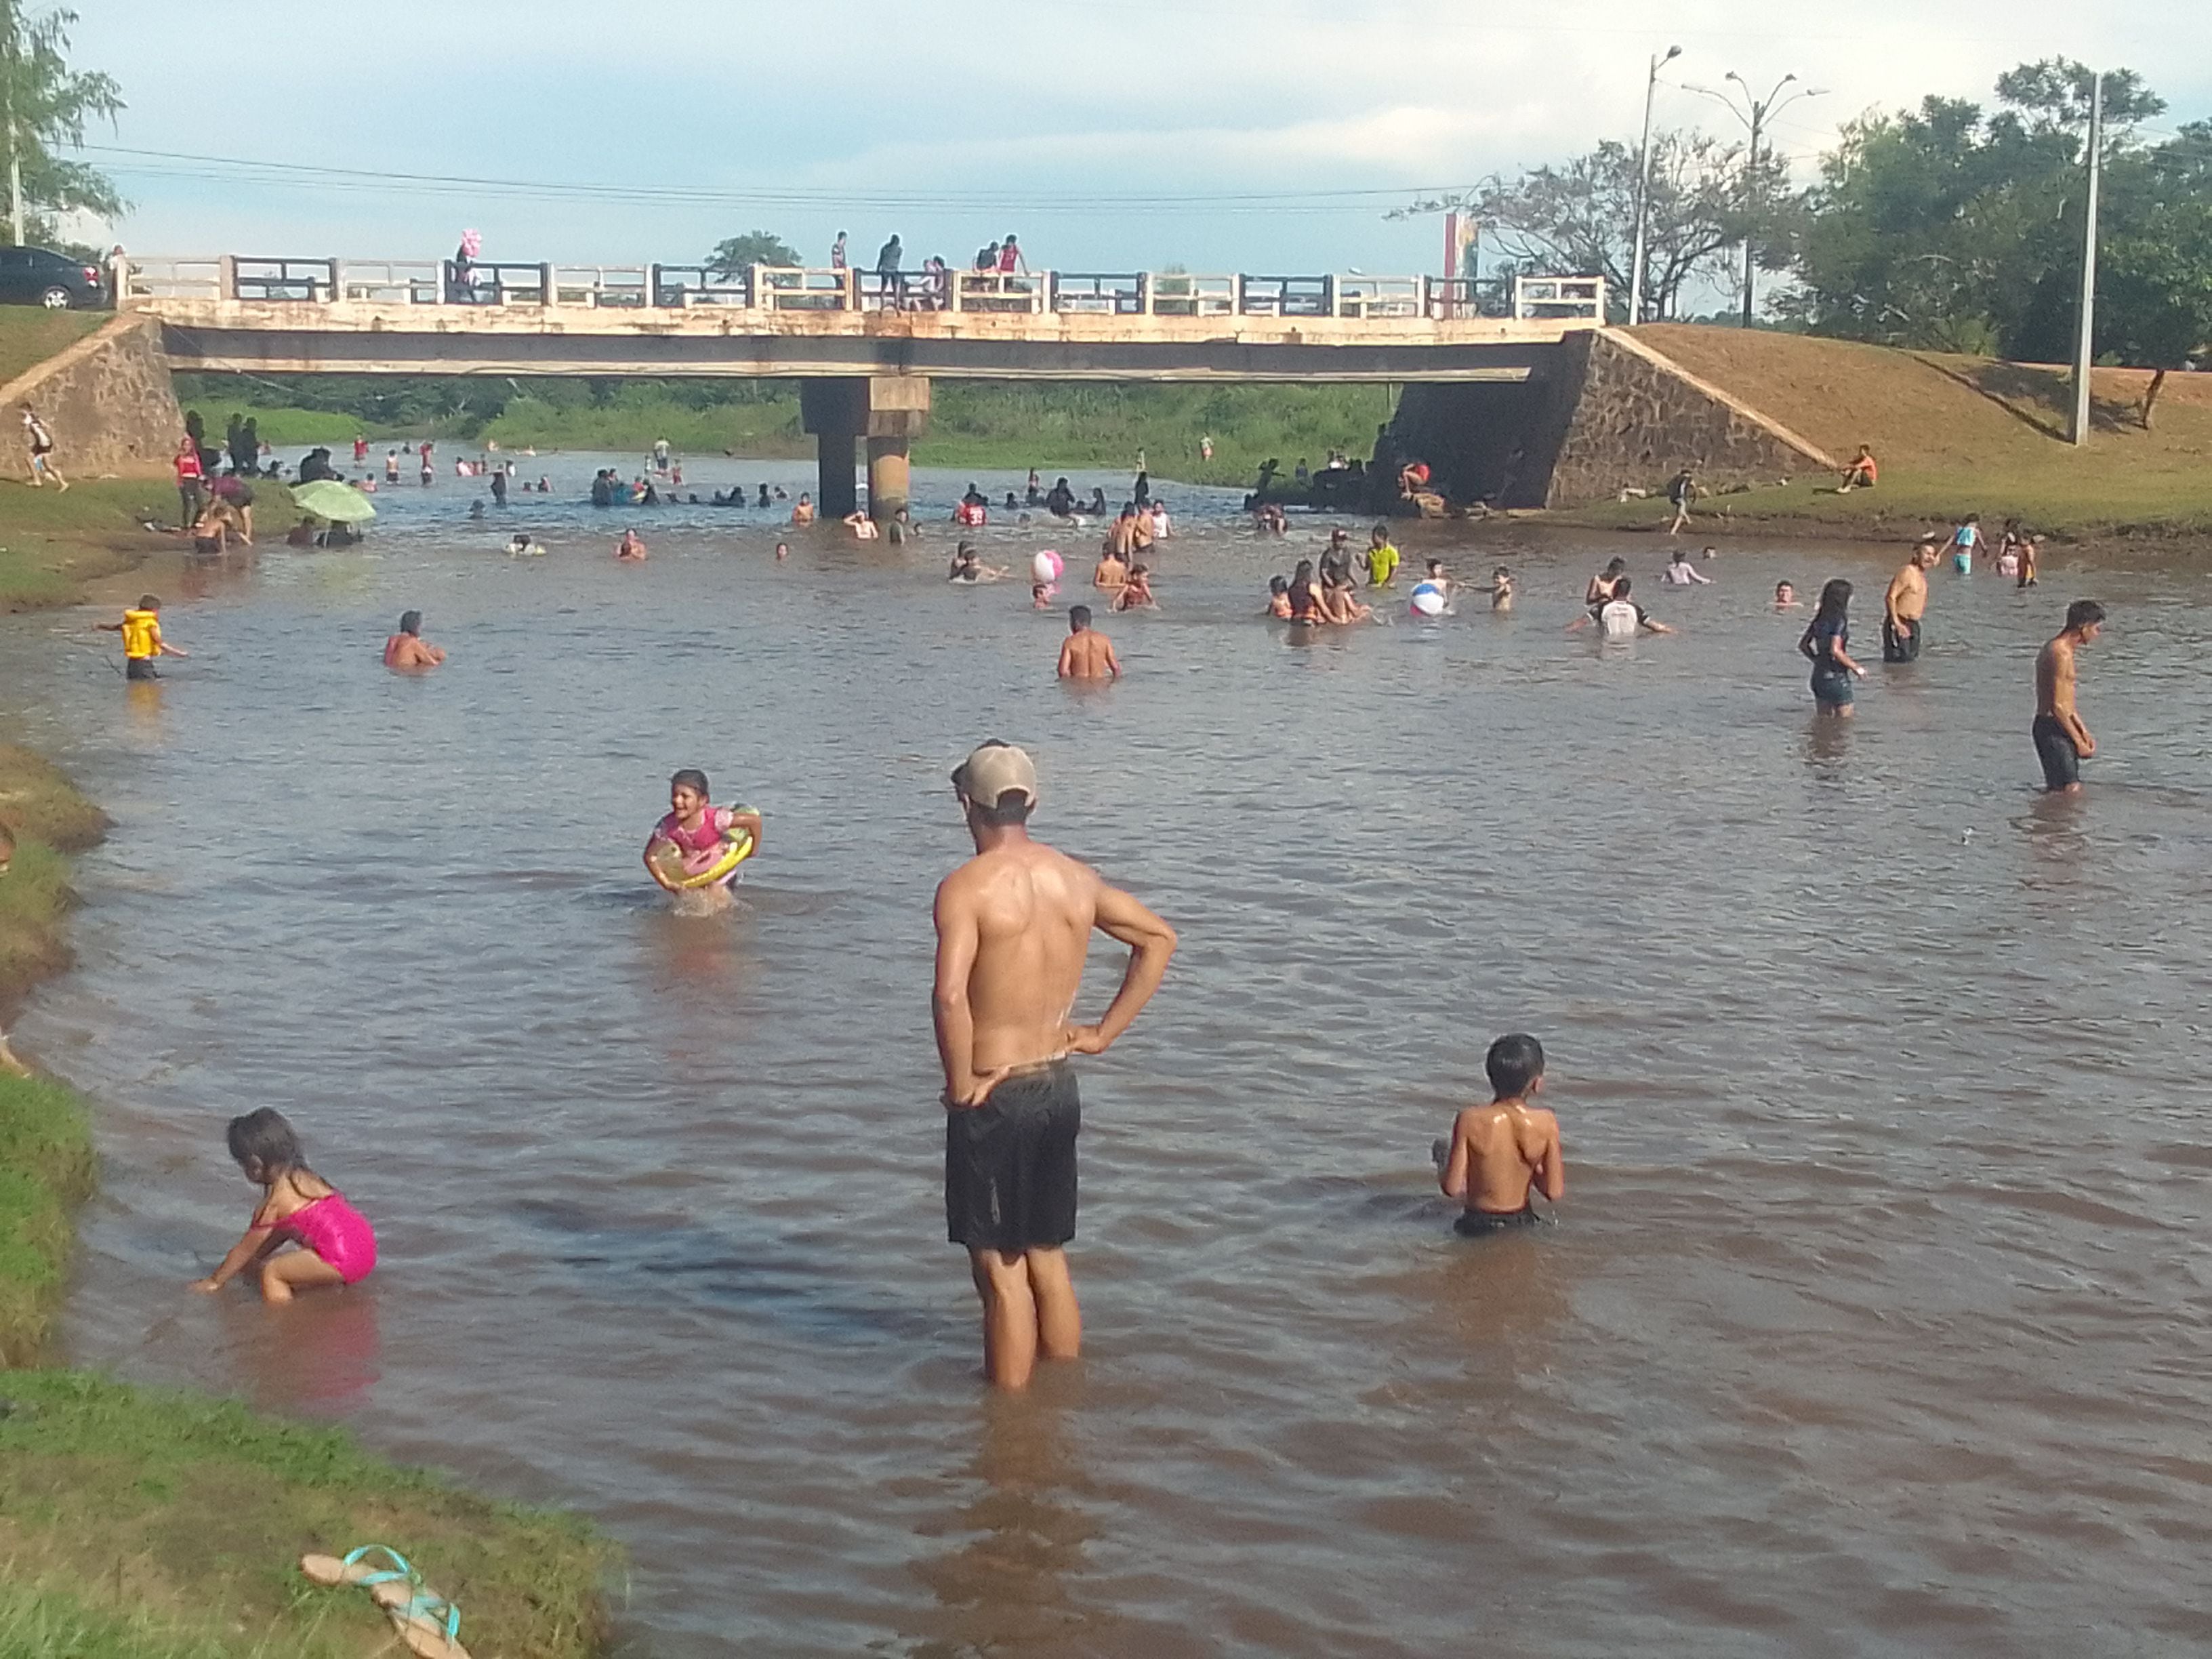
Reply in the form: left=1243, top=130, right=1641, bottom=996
left=1836, top=445, right=1877, bottom=492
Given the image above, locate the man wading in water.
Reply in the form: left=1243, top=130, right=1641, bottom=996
left=933, top=742, right=1176, bottom=1388
left=2034, top=600, right=2105, bottom=793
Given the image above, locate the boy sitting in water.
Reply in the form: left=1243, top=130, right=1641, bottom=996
left=1435, top=1033, right=1563, bottom=1235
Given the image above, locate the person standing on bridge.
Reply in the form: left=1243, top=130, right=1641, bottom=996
left=876, top=235, right=903, bottom=306
left=998, top=234, right=1027, bottom=278
left=831, top=231, right=848, bottom=271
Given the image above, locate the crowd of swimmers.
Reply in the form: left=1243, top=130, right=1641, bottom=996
left=47, top=477, right=2113, bottom=1387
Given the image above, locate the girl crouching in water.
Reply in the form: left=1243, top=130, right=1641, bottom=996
left=190, top=1109, right=376, bottom=1302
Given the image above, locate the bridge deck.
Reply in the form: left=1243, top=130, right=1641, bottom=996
left=142, top=298, right=1593, bottom=382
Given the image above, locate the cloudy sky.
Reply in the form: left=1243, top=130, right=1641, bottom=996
left=62, top=0, right=2212, bottom=279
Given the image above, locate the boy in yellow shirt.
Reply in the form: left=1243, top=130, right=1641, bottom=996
left=99, top=594, right=189, bottom=681
left=1359, top=523, right=1401, bottom=587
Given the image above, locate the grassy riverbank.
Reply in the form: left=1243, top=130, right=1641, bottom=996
left=0, top=478, right=181, bottom=609
left=1563, top=327, right=2212, bottom=548
left=0, top=311, right=109, bottom=392
left=176, top=374, right=1397, bottom=487
left=0, top=748, right=617, bottom=1657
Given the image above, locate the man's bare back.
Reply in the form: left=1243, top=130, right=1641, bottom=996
left=935, top=840, right=1171, bottom=1092
left=1057, top=624, right=1120, bottom=680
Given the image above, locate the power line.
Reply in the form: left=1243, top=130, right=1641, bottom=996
left=81, top=143, right=1450, bottom=214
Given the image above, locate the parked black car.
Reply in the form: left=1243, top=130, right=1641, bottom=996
left=0, top=245, right=106, bottom=309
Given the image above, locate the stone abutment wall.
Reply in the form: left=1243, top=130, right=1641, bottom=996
left=1388, top=330, right=1835, bottom=510
left=0, top=317, right=184, bottom=478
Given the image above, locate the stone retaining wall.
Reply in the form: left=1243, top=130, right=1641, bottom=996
left=1387, top=329, right=1836, bottom=510
left=0, top=316, right=183, bottom=478
left=1539, top=330, right=1833, bottom=506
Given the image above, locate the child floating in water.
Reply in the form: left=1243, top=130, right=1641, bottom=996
left=644, top=769, right=763, bottom=903
left=190, top=1108, right=377, bottom=1302
left=1434, top=1033, right=1563, bottom=1236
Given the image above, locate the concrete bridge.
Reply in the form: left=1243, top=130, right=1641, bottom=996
left=122, top=255, right=1612, bottom=518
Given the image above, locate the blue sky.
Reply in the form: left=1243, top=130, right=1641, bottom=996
left=62, top=0, right=2212, bottom=279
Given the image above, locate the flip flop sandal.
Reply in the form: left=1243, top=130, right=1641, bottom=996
left=300, top=1544, right=415, bottom=1591
left=369, top=1580, right=471, bottom=1659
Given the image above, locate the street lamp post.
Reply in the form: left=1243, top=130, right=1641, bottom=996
left=1627, top=44, right=1682, bottom=328
left=1688, top=72, right=1824, bottom=327
left=2070, top=71, right=2104, bottom=447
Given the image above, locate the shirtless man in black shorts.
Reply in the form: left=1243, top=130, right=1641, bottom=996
left=932, top=742, right=1176, bottom=1389
left=2034, top=600, right=2104, bottom=793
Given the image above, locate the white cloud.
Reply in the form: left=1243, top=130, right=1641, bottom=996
left=64, top=0, right=2212, bottom=274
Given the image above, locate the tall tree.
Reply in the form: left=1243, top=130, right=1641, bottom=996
left=0, top=1, right=123, bottom=244
left=705, top=230, right=801, bottom=279
left=2095, top=123, right=2212, bottom=427
left=1471, top=130, right=1766, bottom=323
left=1783, top=60, right=2163, bottom=355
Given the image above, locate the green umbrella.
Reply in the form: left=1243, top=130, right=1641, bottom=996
left=291, top=480, right=378, bottom=524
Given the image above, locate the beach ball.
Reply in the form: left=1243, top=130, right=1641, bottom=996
left=1033, top=549, right=1064, bottom=583
left=1410, top=584, right=1446, bottom=617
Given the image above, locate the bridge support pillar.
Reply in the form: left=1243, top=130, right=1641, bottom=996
left=866, top=438, right=911, bottom=520
left=800, top=375, right=929, bottom=523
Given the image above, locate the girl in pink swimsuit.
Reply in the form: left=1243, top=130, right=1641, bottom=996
left=643, top=768, right=764, bottom=895
left=189, top=1107, right=376, bottom=1303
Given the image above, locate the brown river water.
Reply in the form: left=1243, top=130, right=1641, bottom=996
left=5, top=459, right=2211, bottom=1656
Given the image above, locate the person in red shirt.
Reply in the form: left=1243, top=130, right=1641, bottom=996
left=997, top=234, right=1027, bottom=276
left=173, top=435, right=205, bottom=529
left=1838, top=444, right=1877, bottom=491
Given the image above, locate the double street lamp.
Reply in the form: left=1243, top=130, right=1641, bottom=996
left=1687, top=70, right=1825, bottom=327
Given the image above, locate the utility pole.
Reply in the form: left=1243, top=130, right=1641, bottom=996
left=8, top=129, right=21, bottom=249
left=2070, top=72, right=2104, bottom=447
left=1628, top=44, right=1682, bottom=327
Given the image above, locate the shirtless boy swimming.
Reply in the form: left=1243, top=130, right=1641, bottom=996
left=1436, top=1033, right=1563, bottom=1235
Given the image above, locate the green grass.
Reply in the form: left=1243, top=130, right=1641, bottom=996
left=0, top=478, right=177, bottom=609
left=0, top=745, right=112, bottom=855
left=0, top=1372, right=615, bottom=1659
left=0, top=743, right=108, bottom=1018
left=167, top=375, right=1399, bottom=486
left=1609, top=326, right=2212, bottom=544
left=0, top=1073, right=94, bottom=1366
left=0, top=310, right=109, bottom=391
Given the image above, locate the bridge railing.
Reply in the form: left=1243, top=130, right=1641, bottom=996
left=122, top=257, right=224, bottom=302
left=550, top=265, right=649, bottom=307
left=1052, top=272, right=1146, bottom=315
left=234, top=258, right=339, bottom=302
left=1513, top=274, right=1607, bottom=321
left=1238, top=275, right=1334, bottom=319
left=338, top=260, right=443, bottom=304
left=951, top=271, right=1042, bottom=314
left=653, top=265, right=754, bottom=308
left=447, top=260, right=549, bottom=305
left=122, top=255, right=1610, bottom=327
left=758, top=266, right=856, bottom=312
left=1148, top=272, right=1236, bottom=317
left=1334, top=275, right=1422, bottom=319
